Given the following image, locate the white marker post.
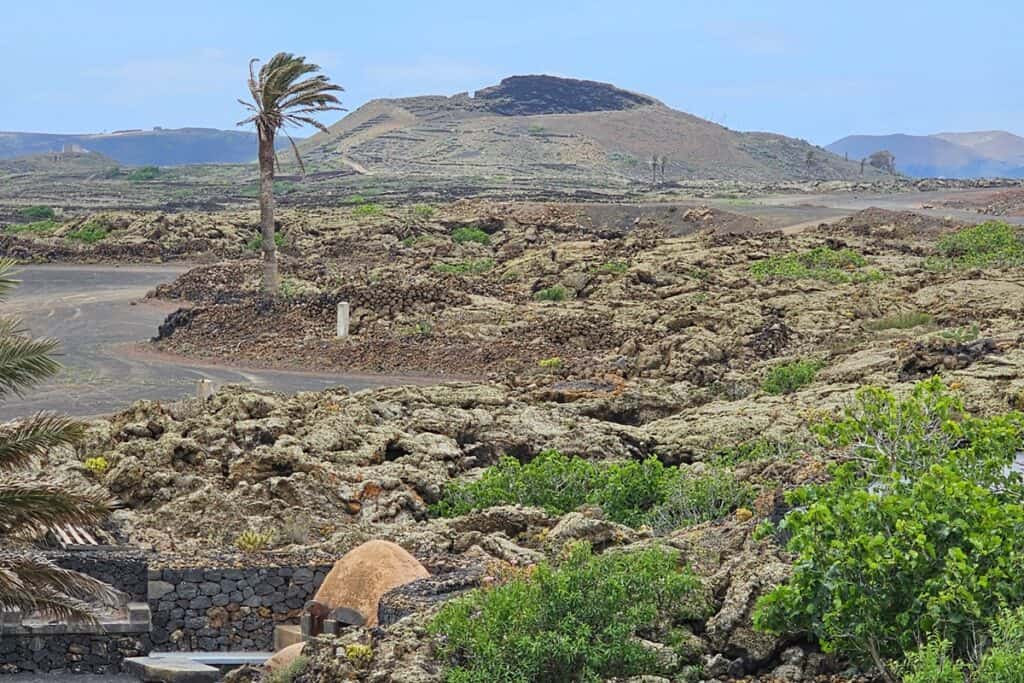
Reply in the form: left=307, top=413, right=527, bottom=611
left=196, top=379, right=215, bottom=401
left=336, top=302, right=350, bottom=338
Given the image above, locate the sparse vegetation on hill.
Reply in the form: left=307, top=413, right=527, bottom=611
left=751, top=246, right=882, bottom=283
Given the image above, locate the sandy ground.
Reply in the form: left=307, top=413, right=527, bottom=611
left=5, top=264, right=450, bottom=420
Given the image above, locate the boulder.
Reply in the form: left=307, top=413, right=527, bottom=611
left=313, top=540, right=429, bottom=627
left=265, top=642, right=304, bottom=673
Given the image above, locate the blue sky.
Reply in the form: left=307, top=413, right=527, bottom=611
left=2, top=0, right=1021, bottom=144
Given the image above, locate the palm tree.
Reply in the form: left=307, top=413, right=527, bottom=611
left=0, top=260, right=118, bottom=621
left=238, top=53, right=344, bottom=293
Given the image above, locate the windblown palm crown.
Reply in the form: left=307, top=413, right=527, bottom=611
left=238, top=52, right=343, bottom=292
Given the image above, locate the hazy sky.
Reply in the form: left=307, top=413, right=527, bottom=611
left=3, top=0, right=1021, bottom=145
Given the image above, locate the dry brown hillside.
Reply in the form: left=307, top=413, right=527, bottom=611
left=298, top=75, right=872, bottom=184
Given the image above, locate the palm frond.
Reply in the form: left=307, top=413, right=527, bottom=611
left=0, top=413, right=83, bottom=471
left=0, top=552, right=121, bottom=622
left=0, top=478, right=112, bottom=537
left=0, top=331, right=61, bottom=399
left=238, top=52, right=343, bottom=140
left=0, top=260, right=19, bottom=302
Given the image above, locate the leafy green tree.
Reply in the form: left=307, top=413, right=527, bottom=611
left=754, top=379, right=1024, bottom=681
left=238, top=53, right=343, bottom=293
left=0, top=260, right=117, bottom=621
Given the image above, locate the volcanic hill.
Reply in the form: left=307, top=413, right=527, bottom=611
left=298, top=75, right=870, bottom=183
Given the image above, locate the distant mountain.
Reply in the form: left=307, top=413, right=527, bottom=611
left=0, top=128, right=293, bottom=166
left=827, top=131, right=1024, bottom=178
left=297, top=74, right=873, bottom=183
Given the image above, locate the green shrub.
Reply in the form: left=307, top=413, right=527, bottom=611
left=83, top=456, right=109, bottom=474
left=864, top=311, right=933, bottom=331
left=352, top=202, right=383, bottom=217
left=762, top=359, right=824, bottom=395
left=593, top=260, right=630, bottom=275
left=710, top=438, right=792, bottom=466
left=431, top=451, right=678, bottom=527
left=344, top=194, right=369, bottom=205
left=411, top=203, right=436, bottom=219
left=18, top=206, right=55, bottom=220
left=234, top=529, right=273, bottom=553
left=939, top=323, right=980, bottom=343
left=247, top=232, right=286, bottom=251
left=535, top=285, right=569, bottom=302
left=898, top=639, right=964, bottom=683
left=754, top=379, right=1024, bottom=671
left=976, top=606, right=1024, bottom=682
left=7, top=220, right=59, bottom=235
left=267, top=654, right=309, bottom=683
left=430, top=543, right=704, bottom=683
left=66, top=221, right=109, bottom=243
left=750, top=247, right=882, bottom=283
left=927, top=221, right=1024, bottom=270
left=646, top=468, right=755, bottom=533
left=451, top=226, right=491, bottom=245
left=432, top=259, right=494, bottom=275
left=538, top=356, right=562, bottom=369
left=126, top=165, right=161, bottom=181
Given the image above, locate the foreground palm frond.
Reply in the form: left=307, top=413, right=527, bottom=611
left=0, top=413, right=84, bottom=471
left=0, top=552, right=121, bottom=623
left=0, top=477, right=111, bottom=537
left=0, top=332, right=61, bottom=399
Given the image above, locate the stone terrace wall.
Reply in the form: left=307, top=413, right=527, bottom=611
left=0, top=632, right=151, bottom=675
left=48, top=549, right=149, bottom=602
left=149, top=564, right=332, bottom=651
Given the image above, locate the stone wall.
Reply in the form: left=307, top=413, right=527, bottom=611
left=48, top=548, right=149, bottom=602
left=149, top=564, right=332, bottom=651
left=0, top=618, right=151, bottom=675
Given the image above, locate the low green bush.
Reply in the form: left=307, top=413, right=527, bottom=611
left=864, top=311, right=933, bottom=331
left=646, top=468, right=755, bottom=533
left=431, top=451, right=678, bottom=527
left=66, top=220, right=109, bottom=243
left=754, top=379, right=1024, bottom=675
left=6, top=220, right=59, bottom=235
left=762, top=359, right=824, bottom=395
left=430, top=543, right=705, bottom=683
left=593, top=260, right=630, bottom=275
left=266, top=654, right=309, bottom=683
left=535, top=285, right=569, bottom=302
left=926, top=221, right=1024, bottom=270
left=126, top=165, right=161, bottom=181
left=451, top=226, right=491, bottom=245
left=432, top=258, right=494, bottom=275
left=750, top=246, right=882, bottom=283
left=18, top=205, right=55, bottom=220
left=247, top=232, right=286, bottom=251
left=411, top=203, right=436, bottom=219
left=900, top=606, right=1024, bottom=682
left=352, top=202, right=383, bottom=217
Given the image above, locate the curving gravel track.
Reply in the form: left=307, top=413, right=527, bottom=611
left=4, top=264, right=441, bottom=420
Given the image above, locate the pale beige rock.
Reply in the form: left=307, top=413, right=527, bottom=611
left=313, top=540, right=429, bottom=627
left=265, top=642, right=305, bottom=672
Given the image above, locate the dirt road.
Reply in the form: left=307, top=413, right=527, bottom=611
left=5, top=264, right=445, bottom=420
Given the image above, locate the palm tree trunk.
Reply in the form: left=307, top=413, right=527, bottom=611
left=258, top=129, right=279, bottom=294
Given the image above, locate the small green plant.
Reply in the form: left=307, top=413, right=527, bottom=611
left=750, top=246, right=882, bottom=283
left=538, top=357, right=562, bottom=369
left=864, top=311, right=934, bottom=332
left=534, top=285, right=569, bottom=302
left=527, top=124, right=546, bottom=134
left=939, top=323, right=980, bottom=343
left=762, top=359, right=824, bottom=395
left=411, top=203, right=436, bottom=219
left=430, top=542, right=705, bottom=683
left=593, top=260, right=630, bottom=275
left=18, top=206, right=55, bottom=220
left=66, top=221, right=109, bottom=244
left=7, top=220, right=59, bottom=235
left=898, top=639, right=964, bottom=683
left=83, top=456, right=109, bottom=475
left=926, top=221, right=1024, bottom=270
left=234, top=529, right=273, bottom=553
left=646, top=468, right=755, bottom=533
left=432, top=258, right=494, bottom=275
left=344, top=194, right=369, bottom=205
left=126, top=165, right=161, bottom=182
left=451, top=226, right=491, bottom=245
left=247, top=232, right=286, bottom=251
left=710, top=438, right=792, bottom=466
left=267, top=655, right=309, bottom=683
left=344, top=643, right=373, bottom=668
left=279, top=278, right=301, bottom=300
left=352, top=202, right=383, bottom=217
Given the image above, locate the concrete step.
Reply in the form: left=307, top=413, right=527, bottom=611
left=273, top=624, right=303, bottom=652
left=176, top=652, right=274, bottom=667
left=123, top=656, right=219, bottom=683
